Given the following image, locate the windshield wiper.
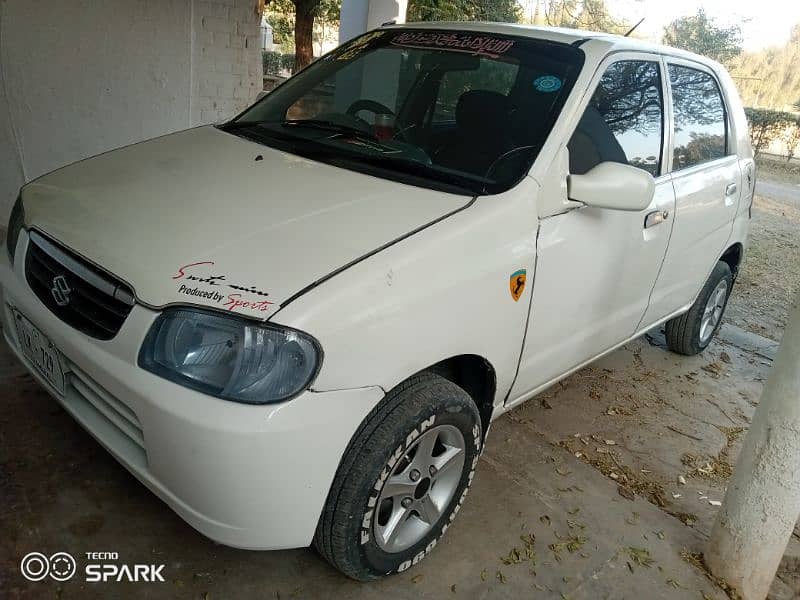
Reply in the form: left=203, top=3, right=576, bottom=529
left=281, top=119, right=377, bottom=141
left=219, top=119, right=482, bottom=194
left=335, top=153, right=485, bottom=195
left=218, top=120, right=268, bottom=131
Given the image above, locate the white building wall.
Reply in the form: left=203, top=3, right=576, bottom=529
left=338, top=0, right=407, bottom=45
left=0, top=0, right=261, bottom=222
left=191, top=0, right=263, bottom=124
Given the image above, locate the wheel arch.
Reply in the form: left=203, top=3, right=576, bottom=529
left=424, top=354, right=497, bottom=439
left=719, top=242, right=744, bottom=278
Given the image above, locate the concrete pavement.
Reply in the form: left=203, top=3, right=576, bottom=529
left=1, top=323, right=788, bottom=599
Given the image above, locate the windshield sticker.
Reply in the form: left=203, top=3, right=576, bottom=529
left=172, top=262, right=274, bottom=314
left=390, top=32, right=515, bottom=59
left=334, top=31, right=387, bottom=61
left=533, top=75, right=562, bottom=93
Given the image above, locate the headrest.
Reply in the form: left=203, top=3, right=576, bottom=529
left=455, top=90, right=510, bottom=135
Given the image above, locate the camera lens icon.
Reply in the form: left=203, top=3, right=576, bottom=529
left=49, top=552, right=77, bottom=581
left=20, top=552, right=77, bottom=582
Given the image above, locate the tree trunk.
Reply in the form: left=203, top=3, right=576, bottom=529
left=293, top=0, right=318, bottom=73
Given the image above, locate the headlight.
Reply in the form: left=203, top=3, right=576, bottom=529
left=6, top=195, right=25, bottom=263
left=138, top=308, right=322, bottom=404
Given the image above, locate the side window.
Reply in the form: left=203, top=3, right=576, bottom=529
left=668, top=64, right=727, bottom=170
left=431, top=59, right=518, bottom=123
left=568, top=60, right=663, bottom=176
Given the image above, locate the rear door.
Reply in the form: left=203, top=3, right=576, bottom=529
left=640, top=59, right=741, bottom=325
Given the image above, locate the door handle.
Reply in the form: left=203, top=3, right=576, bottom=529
left=725, top=182, right=738, bottom=196
left=644, top=210, right=669, bottom=229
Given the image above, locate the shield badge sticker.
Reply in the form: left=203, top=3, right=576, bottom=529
left=510, top=269, right=526, bottom=302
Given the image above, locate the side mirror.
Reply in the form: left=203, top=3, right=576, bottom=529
left=568, top=162, right=655, bottom=211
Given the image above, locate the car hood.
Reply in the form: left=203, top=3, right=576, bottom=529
left=21, top=126, right=470, bottom=319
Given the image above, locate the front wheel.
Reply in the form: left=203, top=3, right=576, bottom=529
left=665, top=261, right=733, bottom=355
left=314, top=372, right=482, bottom=581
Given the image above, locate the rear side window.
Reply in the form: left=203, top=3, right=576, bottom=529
left=568, top=60, right=663, bottom=176
left=668, top=64, right=727, bottom=170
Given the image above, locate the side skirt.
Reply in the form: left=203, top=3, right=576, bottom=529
left=496, top=302, right=693, bottom=418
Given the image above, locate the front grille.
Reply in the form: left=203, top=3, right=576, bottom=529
left=25, top=230, right=135, bottom=340
left=64, top=358, right=146, bottom=455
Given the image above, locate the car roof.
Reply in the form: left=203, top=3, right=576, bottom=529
left=382, top=21, right=723, bottom=72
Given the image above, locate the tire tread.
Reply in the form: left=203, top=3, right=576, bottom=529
left=313, top=372, right=475, bottom=580
left=665, top=261, right=732, bottom=356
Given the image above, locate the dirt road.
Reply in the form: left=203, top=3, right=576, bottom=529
left=725, top=179, right=800, bottom=341
left=756, top=179, right=800, bottom=206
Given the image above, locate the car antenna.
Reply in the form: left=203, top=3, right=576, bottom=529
left=624, top=17, right=645, bottom=37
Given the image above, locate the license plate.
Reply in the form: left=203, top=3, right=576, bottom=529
left=13, top=311, right=66, bottom=394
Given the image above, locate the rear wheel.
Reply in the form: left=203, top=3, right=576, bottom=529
left=665, top=261, right=733, bottom=355
left=314, top=372, right=482, bottom=581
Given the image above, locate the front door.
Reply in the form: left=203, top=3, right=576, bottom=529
left=508, top=56, right=676, bottom=406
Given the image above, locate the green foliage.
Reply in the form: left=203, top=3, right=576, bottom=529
left=265, top=0, right=296, bottom=52
left=263, top=51, right=296, bottom=75
left=783, top=118, right=800, bottom=162
left=733, top=32, right=800, bottom=111
left=264, top=0, right=337, bottom=71
left=316, top=0, right=340, bottom=24
left=744, top=108, right=797, bottom=156
left=532, top=0, right=630, bottom=34
left=407, top=0, right=521, bottom=23
left=662, top=9, right=742, bottom=65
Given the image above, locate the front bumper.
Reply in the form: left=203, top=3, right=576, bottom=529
left=0, top=232, right=384, bottom=549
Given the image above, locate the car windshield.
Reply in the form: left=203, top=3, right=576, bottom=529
left=224, top=29, right=585, bottom=195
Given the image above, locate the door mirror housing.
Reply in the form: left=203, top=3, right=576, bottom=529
left=568, top=162, right=655, bottom=211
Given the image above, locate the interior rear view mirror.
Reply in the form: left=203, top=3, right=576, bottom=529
left=567, top=162, right=655, bottom=211
left=421, top=52, right=480, bottom=72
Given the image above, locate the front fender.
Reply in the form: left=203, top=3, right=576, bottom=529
left=270, top=178, right=541, bottom=409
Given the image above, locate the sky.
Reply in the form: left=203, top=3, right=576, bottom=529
left=519, top=0, right=800, bottom=51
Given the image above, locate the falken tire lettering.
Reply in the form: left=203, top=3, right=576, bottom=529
left=358, top=411, right=484, bottom=575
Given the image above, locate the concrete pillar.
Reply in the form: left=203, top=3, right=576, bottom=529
left=706, top=292, right=800, bottom=599
left=334, top=0, right=408, bottom=115
left=338, top=0, right=408, bottom=45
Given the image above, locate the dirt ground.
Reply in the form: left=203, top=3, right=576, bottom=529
left=1, top=176, right=799, bottom=599
left=725, top=183, right=800, bottom=340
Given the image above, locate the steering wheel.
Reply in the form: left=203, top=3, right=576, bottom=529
left=345, top=99, right=395, bottom=119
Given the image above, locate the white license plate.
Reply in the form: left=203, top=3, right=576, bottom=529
left=13, top=311, right=66, bottom=394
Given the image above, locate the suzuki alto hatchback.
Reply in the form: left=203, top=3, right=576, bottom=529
left=1, top=22, right=753, bottom=580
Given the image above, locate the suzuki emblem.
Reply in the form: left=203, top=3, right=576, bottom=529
left=51, top=275, right=72, bottom=307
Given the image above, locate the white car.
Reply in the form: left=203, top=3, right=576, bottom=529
left=1, top=23, right=752, bottom=580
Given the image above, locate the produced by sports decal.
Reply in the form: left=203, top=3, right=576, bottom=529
left=172, top=262, right=274, bottom=314
left=510, top=269, right=527, bottom=302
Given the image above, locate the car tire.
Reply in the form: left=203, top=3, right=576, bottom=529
left=313, top=372, right=483, bottom=581
left=665, top=261, right=733, bottom=356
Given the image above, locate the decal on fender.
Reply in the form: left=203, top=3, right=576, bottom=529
left=510, top=269, right=526, bottom=302
left=172, top=262, right=275, bottom=315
